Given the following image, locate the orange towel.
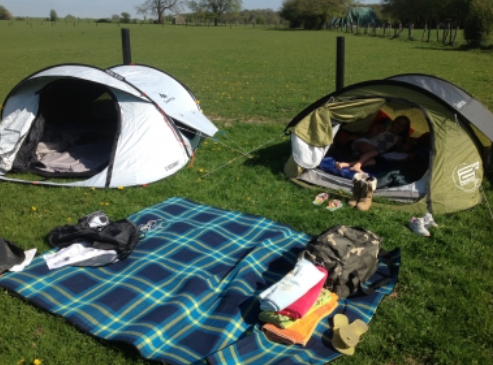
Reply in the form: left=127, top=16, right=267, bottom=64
left=262, top=293, right=339, bottom=346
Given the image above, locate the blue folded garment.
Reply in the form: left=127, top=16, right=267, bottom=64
left=319, top=157, right=356, bottom=179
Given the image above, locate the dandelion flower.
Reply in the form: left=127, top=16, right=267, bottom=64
left=118, top=186, right=124, bottom=190
left=33, top=359, right=42, bottom=365
left=66, top=218, right=72, bottom=222
left=31, top=207, right=37, bottom=211
left=199, top=168, right=204, bottom=172
left=105, top=202, right=110, bottom=206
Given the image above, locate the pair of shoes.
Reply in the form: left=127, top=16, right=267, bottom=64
left=409, top=217, right=430, bottom=236
left=313, top=193, right=329, bottom=206
left=331, top=314, right=368, bottom=356
left=326, top=199, right=343, bottom=212
left=408, top=212, right=439, bottom=237
left=348, top=173, right=377, bottom=211
left=422, top=212, right=439, bottom=229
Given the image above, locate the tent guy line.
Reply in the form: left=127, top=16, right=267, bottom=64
left=200, top=133, right=285, bottom=179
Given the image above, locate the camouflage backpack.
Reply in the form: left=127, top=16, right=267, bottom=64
left=299, top=225, right=393, bottom=298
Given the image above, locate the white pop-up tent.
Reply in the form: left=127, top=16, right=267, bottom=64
left=0, top=64, right=217, bottom=188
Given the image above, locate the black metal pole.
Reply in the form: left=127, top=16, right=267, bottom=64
left=336, top=36, right=345, bottom=91
left=121, top=28, right=132, bottom=65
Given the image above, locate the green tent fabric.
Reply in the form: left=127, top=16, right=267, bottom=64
left=284, top=75, right=492, bottom=214
left=331, top=7, right=381, bottom=27
left=287, top=99, right=385, bottom=147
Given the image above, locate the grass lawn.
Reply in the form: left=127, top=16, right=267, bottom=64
left=0, top=20, right=493, bottom=365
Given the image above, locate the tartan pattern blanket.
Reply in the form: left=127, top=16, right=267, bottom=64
left=0, top=197, right=400, bottom=365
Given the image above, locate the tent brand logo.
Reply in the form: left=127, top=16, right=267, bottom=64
left=165, top=161, right=179, bottom=171
left=453, top=162, right=481, bottom=192
left=160, top=93, right=176, bottom=104
left=105, top=70, right=125, bottom=81
left=454, top=100, right=467, bottom=109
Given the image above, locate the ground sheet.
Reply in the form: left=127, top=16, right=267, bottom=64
left=0, top=197, right=400, bottom=365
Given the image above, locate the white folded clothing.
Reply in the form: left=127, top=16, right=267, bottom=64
left=9, top=248, right=37, bottom=272
left=259, top=258, right=326, bottom=312
left=43, top=241, right=118, bottom=270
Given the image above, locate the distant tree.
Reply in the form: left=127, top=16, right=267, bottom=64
left=280, top=0, right=348, bottom=29
left=49, top=9, right=58, bottom=21
left=256, top=15, right=265, bottom=25
left=0, top=5, right=13, bottom=20
left=188, top=0, right=242, bottom=26
left=381, top=0, right=469, bottom=29
left=111, top=14, right=121, bottom=21
left=264, top=9, right=280, bottom=25
left=136, top=0, right=186, bottom=24
left=464, top=0, right=493, bottom=46
left=279, top=0, right=305, bottom=28
left=65, top=14, right=76, bottom=21
left=121, top=12, right=131, bottom=23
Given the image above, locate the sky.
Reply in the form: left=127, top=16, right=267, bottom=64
left=1, top=0, right=374, bottom=19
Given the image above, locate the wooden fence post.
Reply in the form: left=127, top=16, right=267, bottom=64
left=121, top=28, right=132, bottom=65
left=336, top=36, right=345, bottom=91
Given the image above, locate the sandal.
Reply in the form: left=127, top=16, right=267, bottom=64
left=326, top=199, right=343, bottom=211
left=331, top=314, right=368, bottom=356
left=312, top=193, right=329, bottom=206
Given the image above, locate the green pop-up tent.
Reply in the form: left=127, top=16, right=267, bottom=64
left=284, top=74, right=493, bottom=214
left=331, top=7, right=381, bottom=27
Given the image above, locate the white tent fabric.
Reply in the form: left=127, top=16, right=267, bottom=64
left=109, top=65, right=218, bottom=137
left=102, top=90, right=191, bottom=187
left=0, top=91, right=39, bottom=173
left=28, top=65, right=144, bottom=99
left=0, top=64, right=217, bottom=188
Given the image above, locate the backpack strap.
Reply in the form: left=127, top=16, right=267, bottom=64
left=355, top=249, right=395, bottom=296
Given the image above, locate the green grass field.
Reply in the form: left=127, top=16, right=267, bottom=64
left=1, top=21, right=493, bottom=365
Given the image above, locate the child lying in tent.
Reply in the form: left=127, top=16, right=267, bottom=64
left=335, top=115, right=411, bottom=173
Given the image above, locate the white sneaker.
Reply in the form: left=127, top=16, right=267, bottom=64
left=422, top=212, right=439, bottom=229
left=409, top=217, right=431, bottom=237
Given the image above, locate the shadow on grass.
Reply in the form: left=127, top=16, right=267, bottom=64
left=413, top=43, right=493, bottom=52
left=484, top=169, right=493, bottom=188
left=243, top=140, right=291, bottom=174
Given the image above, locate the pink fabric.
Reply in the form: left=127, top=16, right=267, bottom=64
left=276, top=265, right=327, bottom=319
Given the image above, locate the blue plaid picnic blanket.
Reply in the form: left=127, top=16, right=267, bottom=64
left=0, top=197, right=400, bottom=365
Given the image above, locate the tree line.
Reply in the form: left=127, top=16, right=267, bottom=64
left=380, top=0, right=493, bottom=45
left=3, top=0, right=491, bottom=45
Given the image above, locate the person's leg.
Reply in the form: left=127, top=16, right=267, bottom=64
left=336, top=142, right=373, bottom=170
left=336, top=161, right=351, bottom=169
left=350, top=149, right=378, bottom=172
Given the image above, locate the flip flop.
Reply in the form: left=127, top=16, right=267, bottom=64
left=326, top=199, right=343, bottom=211
left=312, top=193, right=329, bottom=206
left=331, top=314, right=369, bottom=356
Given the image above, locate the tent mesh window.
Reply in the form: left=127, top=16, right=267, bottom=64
left=13, top=79, right=120, bottom=177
